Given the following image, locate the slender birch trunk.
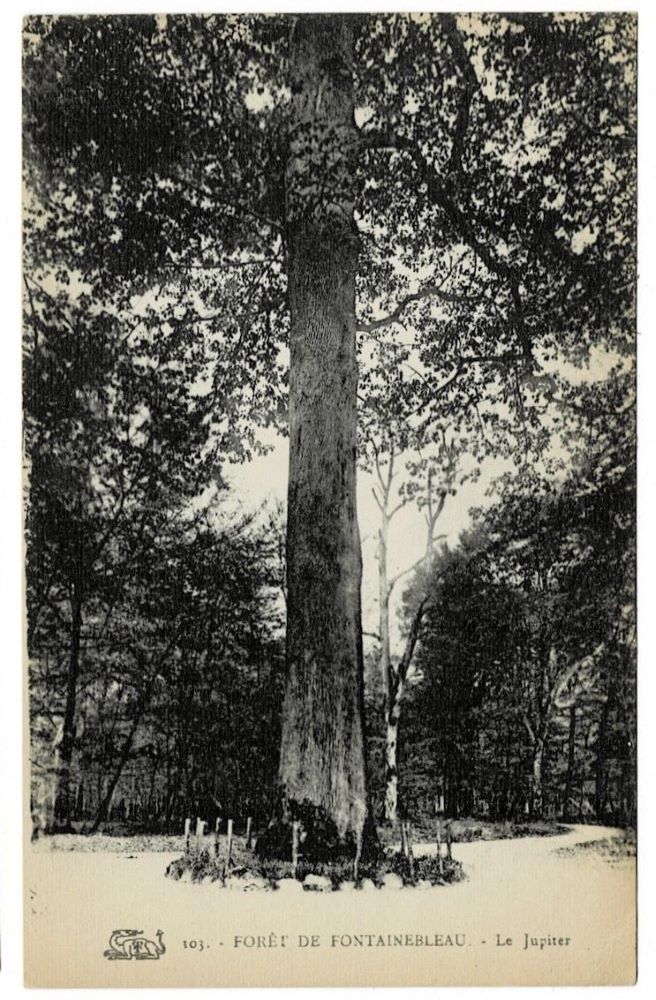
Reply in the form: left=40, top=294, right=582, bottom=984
left=377, top=465, right=445, bottom=823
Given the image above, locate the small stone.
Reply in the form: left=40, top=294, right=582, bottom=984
left=338, top=880, right=356, bottom=891
left=415, top=879, right=432, bottom=890
left=358, top=878, right=377, bottom=892
left=303, top=874, right=333, bottom=891
left=242, top=876, right=269, bottom=891
left=226, top=875, right=264, bottom=891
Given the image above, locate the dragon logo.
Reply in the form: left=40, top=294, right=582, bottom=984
left=104, top=929, right=166, bottom=961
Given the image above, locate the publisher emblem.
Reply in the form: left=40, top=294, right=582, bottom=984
left=104, top=929, right=166, bottom=960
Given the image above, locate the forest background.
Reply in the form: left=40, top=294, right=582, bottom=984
left=19, top=8, right=638, bottom=853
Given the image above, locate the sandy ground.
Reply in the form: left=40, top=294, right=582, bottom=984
left=33, top=822, right=631, bottom=886
left=413, top=821, right=631, bottom=866
left=25, top=824, right=636, bottom=987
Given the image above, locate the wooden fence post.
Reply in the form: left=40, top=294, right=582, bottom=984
left=245, top=816, right=252, bottom=849
left=405, top=822, right=415, bottom=882
left=446, top=822, right=452, bottom=861
left=226, top=818, right=234, bottom=867
left=400, top=820, right=408, bottom=859
left=291, top=820, right=300, bottom=879
left=195, top=817, right=206, bottom=856
left=436, top=819, right=444, bottom=875
left=184, top=817, right=191, bottom=857
left=214, top=816, right=221, bottom=857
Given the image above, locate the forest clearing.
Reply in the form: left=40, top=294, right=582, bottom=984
left=33, top=823, right=634, bottom=888
left=25, top=819, right=635, bottom=987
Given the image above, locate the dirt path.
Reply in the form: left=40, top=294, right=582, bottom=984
left=35, top=821, right=630, bottom=891
left=26, top=823, right=636, bottom=987
left=409, top=823, right=630, bottom=899
left=414, top=822, right=627, bottom=867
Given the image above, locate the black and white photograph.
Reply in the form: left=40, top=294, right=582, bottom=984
left=19, top=9, right=637, bottom=987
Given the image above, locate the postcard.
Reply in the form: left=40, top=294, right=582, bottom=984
left=23, top=11, right=636, bottom=987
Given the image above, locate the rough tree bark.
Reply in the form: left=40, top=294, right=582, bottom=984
left=260, top=15, right=371, bottom=861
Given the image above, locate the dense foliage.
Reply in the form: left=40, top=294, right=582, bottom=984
left=388, top=368, right=635, bottom=826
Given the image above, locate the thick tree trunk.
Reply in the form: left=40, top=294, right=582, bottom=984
left=54, top=578, right=82, bottom=830
left=265, top=15, right=370, bottom=861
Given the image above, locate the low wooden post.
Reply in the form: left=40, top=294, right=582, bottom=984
left=400, top=820, right=408, bottom=859
left=49, top=783, right=56, bottom=833
left=353, top=840, right=361, bottom=883
left=184, top=817, right=191, bottom=857
left=195, top=817, right=206, bottom=856
left=436, top=819, right=444, bottom=875
left=245, top=816, right=252, bottom=849
left=405, top=822, right=415, bottom=882
left=214, top=816, right=221, bottom=857
left=291, top=820, right=300, bottom=879
left=446, top=822, right=452, bottom=861
left=226, top=818, right=234, bottom=868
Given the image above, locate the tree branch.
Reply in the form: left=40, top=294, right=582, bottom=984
left=395, top=597, right=431, bottom=687
left=174, top=169, right=283, bottom=233
left=360, top=125, right=534, bottom=366
left=357, top=283, right=481, bottom=334
left=441, top=13, right=479, bottom=181
left=371, top=486, right=383, bottom=512
left=521, top=710, right=536, bottom=745
left=387, top=553, right=426, bottom=598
